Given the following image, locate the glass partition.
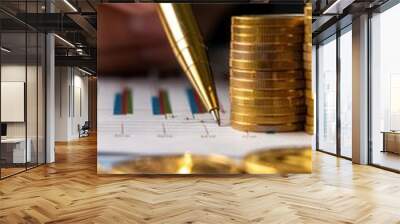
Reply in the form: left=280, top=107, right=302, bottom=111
left=1, top=30, right=28, bottom=177
left=371, top=3, right=400, bottom=171
left=0, top=2, right=46, bottom=179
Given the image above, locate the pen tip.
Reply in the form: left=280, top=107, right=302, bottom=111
left=210, top=109, right=221, bottom=126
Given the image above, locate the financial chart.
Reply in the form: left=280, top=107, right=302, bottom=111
left=97, top=76, right=311, bottom=173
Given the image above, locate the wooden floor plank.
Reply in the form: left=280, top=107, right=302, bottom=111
left=0, top=135, right=399, bottom=224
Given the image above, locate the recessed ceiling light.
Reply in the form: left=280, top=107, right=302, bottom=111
left=54, top=34, right=75, bottom=48
left=78, top=67, right=93, bottom=76
left=63, top=0, right=78, bottom=12
left=1, top=47, right=11, bottom=53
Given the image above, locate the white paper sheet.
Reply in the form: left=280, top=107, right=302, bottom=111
left=97, top=77, right=311, bottom=162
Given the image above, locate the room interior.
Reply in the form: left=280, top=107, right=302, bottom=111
left=0, top=0, right=399, bottom=222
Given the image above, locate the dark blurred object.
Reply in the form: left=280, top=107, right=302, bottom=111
left=79, top=121, right=90, bottom=138
left=1, top=123, right=7, bottom=137
left=98, top=4, right=176, bottom=76
left=97, top=3, right=304, bottom=77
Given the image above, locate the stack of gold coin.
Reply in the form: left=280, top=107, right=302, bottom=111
left=230, top=15, right=306, bottom=132
left=304, top=3, right=314, bottom=135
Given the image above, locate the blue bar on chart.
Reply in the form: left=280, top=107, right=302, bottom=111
left=152, top=96, right=161, bottom=115
left=151, top=90, right=172, bottom=115
left=113, top=88, right=133, bottom=115
left=186, top=88, right=206, bottom=114
left=113, top=93, right=122, bottom=115
left=186, top=88, right=198, bottom=114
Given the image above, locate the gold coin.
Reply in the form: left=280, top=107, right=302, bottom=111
left=304, top=71, right=312, bottom=80
left=305, top=89, right=313, bottom=98
left=230, top=91, right=305, bottom=99
left=305, top=115, right=314, bottom=126
left=305, top=95, right=314, bottom=103
left=231, top=121, right=304, bottom=132
left=230, top=78, right=305, bottom=90
left=305, top=125, right=314, bottom=135
left=112, top=154, right=240, bottom=174
left=230, top=87, right=304, bottom=98
left=304, top=63, right=311, bottom=72
left=231, top=113, right=305, bottom=125
left=306, top=80, right=312, bottom=89
left=231, top=33, right=304, bottom=43
left=303, top=43, right=312, bottom=52
left=230, top=50, right=303, bottom=61
left=231, top=42, right=303, bottom=52
left=230, top=59, right=303, bottom=71
left=306, top=98, right=314, bottom=104
left=234, top=30, right=304, bottom=37
left=303, top=51, right=312, bottom=60
left=231, top=104, right=306, bottom=115
left=231, top=95, right=304, bottom=107
left=230, top=69, right=304, bottom=80
left=232, top=15, right=304, bottom=26
left=304, top=58, right=312, bottom=65
left=304, top=23, right=312, bottom=30
left=304, top=33, right=312, bottom=41
left=305, top=4, right=312, bottom=14
left=304, top=42, right=312, bottom=49
left=243, top=147, right=312, bottom=174
left=231, top=26, right=304, bottom=36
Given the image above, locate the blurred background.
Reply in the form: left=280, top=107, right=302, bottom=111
left=97, top=3, right=305, bottom=78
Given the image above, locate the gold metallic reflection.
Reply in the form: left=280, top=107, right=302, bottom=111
left=157, top=4, right=220, bottom=118
left=244, top=147, right=312, bottom=174
left=112, top=153, right=240, bottom=174
left=109, top=147, right=312, bottom=174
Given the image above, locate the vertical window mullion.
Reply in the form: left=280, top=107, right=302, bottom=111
left=316, top=44, right=320, bottom=151
left=337, top=28, right=341, bottom=157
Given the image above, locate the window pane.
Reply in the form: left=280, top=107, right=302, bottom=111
left=318, top=36, right=337, bottom=154
left=371, top=3, right=400, bottom=171
left=340, top=29, right=352, bottom=158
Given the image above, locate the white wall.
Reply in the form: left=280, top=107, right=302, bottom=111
left=1, top=63, right=46, bottom=163
left=1, top=65, right=39, bottom=138
left=55, top=66, right=89, bottom=141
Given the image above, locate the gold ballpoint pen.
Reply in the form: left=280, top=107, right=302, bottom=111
left=157, top=3, right=221, bottom=125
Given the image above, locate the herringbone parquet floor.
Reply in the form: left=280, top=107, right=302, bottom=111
left=1, top=135, right=400, bottom=224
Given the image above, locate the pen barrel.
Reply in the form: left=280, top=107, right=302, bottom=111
left=157, top=3, right=219, bottom=112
